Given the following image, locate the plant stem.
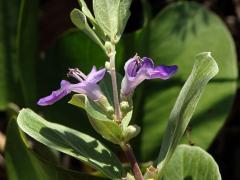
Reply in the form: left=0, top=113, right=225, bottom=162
left=108, top=48, right=121, bottom=122
left=121, top=143, right=144, bottom=180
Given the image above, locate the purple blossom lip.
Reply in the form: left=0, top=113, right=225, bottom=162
left=121, top=55, right=178, bottom=97
left=37, top=66, right=106, bottom=106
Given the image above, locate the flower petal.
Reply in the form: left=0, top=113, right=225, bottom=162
left=87, top=67, right=106, bottom=83
left=70, top=81, right=103, bottom=100
left=149, top=65, right=178, bottom=79
left=37, top=80, right=71, bottom=106
left=141, top=57, right=154, bottom=69
left=122, top=57, right=154, bottom=96
left=61, top=80, right=71, bottom=87
left=88, top=66, right=97, bottom=75
left=121, top=55, right=178, bottom=98
left=125, top=57, right=139, bottom=77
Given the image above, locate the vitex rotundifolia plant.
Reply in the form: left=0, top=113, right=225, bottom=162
left=17, top=0, right=221, bottom=179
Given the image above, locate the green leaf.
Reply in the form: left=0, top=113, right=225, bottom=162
left=93, top=0, right=132, bottom=41
left=16, top=0, right=39, bottom=107
left=162, top=144, right=221, bottom=180
left=70, top=9, right=105, bottom=52
left=117, top=0, right=132, bottom=37
left=155, top=52, right=218, bottom=178
left=69, top=94, right=123, bottom=144
left=76, top=0, right=107, bottom=42
left=77, top=0, right=95, bottom=22
left=121, top=110, right=133, bottom=130
left=5, top=119, right=108, bottom=180
left=135, top=2, right=238, bottom=160
left=17, top=108, right=124, bottom=179
left=0, top=0, right=21, bottom=110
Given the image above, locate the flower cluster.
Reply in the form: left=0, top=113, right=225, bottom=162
left=38, top=55, right=178, bottom=115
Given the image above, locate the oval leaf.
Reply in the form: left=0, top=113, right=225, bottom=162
left=17, top=108, right=124, bottom=179
left=77, top=0, right=95, bottom=22
left=136, top=2, right=237, bottom=161
left=5, top=119, right=108, bottom=180
left=93, top=0, right=132, bottom=40
left=70, top=8, right=105, bottom=51
left=163, top=144, right=221, bottom=180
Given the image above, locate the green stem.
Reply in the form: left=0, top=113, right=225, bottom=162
left=108, top=48, right=121, bottom=122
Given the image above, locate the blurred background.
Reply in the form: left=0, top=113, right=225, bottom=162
left=0, top=0, right=240, bottom=179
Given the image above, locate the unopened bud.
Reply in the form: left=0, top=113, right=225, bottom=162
left=106, top=106, right=114, bottom=115
left=105, top=61, right=111, bottom=70
left=120, top=101, right=130, bottom=111
left=123, top=125, right=141, bottom=143
left=145, top=166, right=158, bottom=179
left=105, top=41, right=113, bottom=54
left=122, top=173, right=135, bottom=180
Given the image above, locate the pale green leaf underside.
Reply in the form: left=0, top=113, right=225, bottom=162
left=70, top=9, right=105, bottom=51
left=17, top=108, right=124, bottom=179
left=121, top=110, right=133, bottom=130
left=93, top=0, right=131, bottom=39
left=5, top=119, right=108, bottom=180
left=93, top=0, right=119, bottom=38
left=163, top=144, right=221, bottom=180
left=77, top=0, right=95, bottom=22
left=69, top=95, right=123, bottom=144
left=117, top=0, right=132, bottom=36
left=156, top=53, right=219, bottom=175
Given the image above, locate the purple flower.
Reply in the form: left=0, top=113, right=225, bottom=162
left=37, top=67, right=106, bottom=106
left=121, top=55, right=178, bottom=97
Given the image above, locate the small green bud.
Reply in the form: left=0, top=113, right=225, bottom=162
left=105, top=61, right=111, bottom=70
left=105, top=41, right=113, bottom=54
left=123, top=125, right=141, bottom=143
left=113, top=35, right=120, bottom=44
left=106, top=106, right=114, bottom=114
left=106, top=106, right=114, bottom=120
left=144, top=166, right=158, bottom=179
left=120, top=101, right=133, bottom=118
left=123, top=173, right=135, bottom=180
left=120, top=101, right=130, bottom=111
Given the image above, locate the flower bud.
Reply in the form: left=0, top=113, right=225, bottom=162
left=123, top=125, right=141, bottom=143
left=144, top=166, right=158, bottom=179
left=105, top=61, right=111, bottom=71
left=120, top=101, right=129, bottom=111
left=105, top=41, right=114, bottom=54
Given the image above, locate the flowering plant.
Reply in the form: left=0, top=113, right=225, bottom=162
left=16, top=0, right=221, bottom=179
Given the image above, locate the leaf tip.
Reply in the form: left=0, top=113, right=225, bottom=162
left=196, top=51, right=219, bottom=76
